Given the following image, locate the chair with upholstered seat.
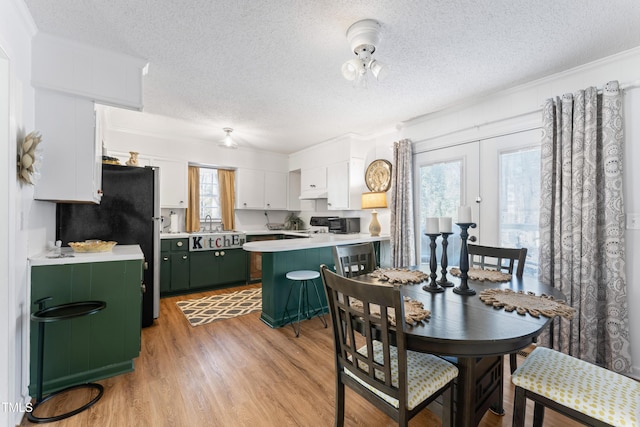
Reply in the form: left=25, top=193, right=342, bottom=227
left=320, top=264, right=459, bottom=427
left=332, top=242, right=377, bottom=278
left=511, top=346, right=639, bottom=427
left=468, top=243, right=528, bottom=373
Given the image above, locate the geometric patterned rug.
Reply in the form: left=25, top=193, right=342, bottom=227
left=176, top=287, right=262, bottom=327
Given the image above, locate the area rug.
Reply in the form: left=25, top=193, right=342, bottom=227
left=176, top=288, right=262, bottom=327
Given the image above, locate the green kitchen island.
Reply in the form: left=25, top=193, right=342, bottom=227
left=243, top=233, right=389, bottom=328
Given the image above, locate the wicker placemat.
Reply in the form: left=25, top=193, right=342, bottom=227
left=450, top=267, right=512, bottom=282
left=479, top=288, right=576, bottom=319
left=369, top=268, right=429, bottom=284
left=349, top=296, right=430, bottom=326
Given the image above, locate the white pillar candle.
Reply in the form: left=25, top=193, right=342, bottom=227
left=425, top=217, right=439, bottom=234
left=458, top=206, right=472, bottom=223
left=439, top=217, right=452, bottom=233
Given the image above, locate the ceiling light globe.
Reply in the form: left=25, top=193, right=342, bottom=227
left=342, top=59, right=365, bottom=81
left=369, top=59, right=390, bottom=81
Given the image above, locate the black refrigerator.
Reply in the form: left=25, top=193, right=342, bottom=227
left=56, top=163, right=161, bottom=327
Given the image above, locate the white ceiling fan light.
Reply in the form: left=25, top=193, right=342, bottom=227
left=341, top=19, right=389, bottom=86
left=219, top=127, right=238, bottom=149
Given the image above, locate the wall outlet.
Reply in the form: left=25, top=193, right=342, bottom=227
left=627, top=213, right=640, bottom=230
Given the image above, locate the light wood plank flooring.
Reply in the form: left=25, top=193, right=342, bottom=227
left=20, top=284, right=583, bottom=426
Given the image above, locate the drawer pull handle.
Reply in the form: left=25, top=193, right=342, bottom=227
left=220, top=251, right=225, bottom=256
left=177, top=241, right=183, bottom=247
left=182, top=255, right=188, bottom=260
left=163, top=256, right=169, bottom=261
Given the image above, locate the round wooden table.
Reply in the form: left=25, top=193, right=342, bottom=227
left=358, top=272, right=564, bottom=427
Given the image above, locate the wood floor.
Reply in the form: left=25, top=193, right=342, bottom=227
left=20, top=284, right=584, bottom=427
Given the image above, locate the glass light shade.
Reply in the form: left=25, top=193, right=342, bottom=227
left=361, top=191, right=388, bottom=209
left=369, top=59, right=389, bottom=81
left=341, top=58, right=365, bottom=81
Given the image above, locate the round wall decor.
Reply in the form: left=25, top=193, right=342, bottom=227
left=365, top=159, right=392, bottom=192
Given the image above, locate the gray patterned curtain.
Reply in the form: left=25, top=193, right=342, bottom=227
left=538, top=80, right=631, bottom=373
left=390, top=139, right=416, bottom=267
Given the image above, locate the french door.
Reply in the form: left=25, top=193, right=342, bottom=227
left=414, top=129, right=541, bottom=274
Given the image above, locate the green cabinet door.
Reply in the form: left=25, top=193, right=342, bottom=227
left=219, top=249, right=247, bottom=284
left=189, top=251, right=218, bottom=288
left=30, top=259, right=142, bottom=396
left=189, top=248, right=247, bottom=290
left=170, top=251, right=190, bottom=291
left=160, top=252, right=171, bottom=293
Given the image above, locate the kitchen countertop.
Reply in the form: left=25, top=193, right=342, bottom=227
left=243, top=233, right=389, bottom=252
left=29, top=244, right=144, bottom=266
left=160, top=230, right=310, bottom=239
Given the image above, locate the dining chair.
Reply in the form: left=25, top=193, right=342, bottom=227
left=467, top=244, right=528, bottom=278
left=332, top=242, right=377, bottom=278
left=319, top=265, right=459, bottom=427
left=467, top=244, right=528, bottom=374
left=511, top=346, right=639, bottom=427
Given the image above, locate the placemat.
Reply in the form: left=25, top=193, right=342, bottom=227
left=479, top=288, right=576, bottom=319
left=348, top=296, right=430, bottom=326
left=369, top=268, right=429, bottom=284
left=450, top=267, right=512, bottom=282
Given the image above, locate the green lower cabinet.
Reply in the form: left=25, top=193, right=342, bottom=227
left=159, top=238, right=190, bottom=295
left=189, top=248, right=247, bottom=289
left=29, top=260, right=142, bottom=396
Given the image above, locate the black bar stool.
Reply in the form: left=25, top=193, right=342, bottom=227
left=28, top=297, right=106, bottom=423
left=282, top=270, right=327, bottom=337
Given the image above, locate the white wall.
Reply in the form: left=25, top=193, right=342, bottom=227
left=399, top=46, right=640, bottom=378
left=0, top=1, right=54, bottom=426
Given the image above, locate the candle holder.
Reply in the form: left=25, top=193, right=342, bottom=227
left=453, top=223, right=477, bottom=295
left=422, top=233, right=444, bottom=293
left=437, top=232, right=454, bottom=287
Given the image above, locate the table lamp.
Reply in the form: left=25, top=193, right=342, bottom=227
left=361, top=191, right=388, bottom=236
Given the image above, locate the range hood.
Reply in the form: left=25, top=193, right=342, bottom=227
left=299, top=189, right=328, bottom=199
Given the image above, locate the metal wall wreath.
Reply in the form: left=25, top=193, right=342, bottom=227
left=18, top=131, right=42, bottom=185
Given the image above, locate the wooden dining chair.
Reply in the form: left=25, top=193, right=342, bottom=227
left=319, top=265, right=459, bottom=427
left=467, top=244, right=528, bottom=374
left=467, top=244, right=528, bottom=277
left=332, top=242, right=377, bottom=278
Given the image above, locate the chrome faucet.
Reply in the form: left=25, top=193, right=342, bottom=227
left=204, top=215, right=213, bottom=232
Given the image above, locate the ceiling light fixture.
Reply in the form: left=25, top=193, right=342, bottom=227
left=341, top=19, right=389, bottom=88
left=219, top=127, right=238, bottom=149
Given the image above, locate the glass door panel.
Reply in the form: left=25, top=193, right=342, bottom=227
left=479, top=129, right=541, bottom=276
left=414, top=142, right=480, bottom=269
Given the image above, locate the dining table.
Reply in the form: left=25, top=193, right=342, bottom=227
left=357, top=269, right=567, bottom=427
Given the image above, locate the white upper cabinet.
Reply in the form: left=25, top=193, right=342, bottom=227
left=264, top=171, right=288, bottom=210
left=153, top=158, right=188, bottom=208
left=236, top=168, right=288, bottom=210
left=327, top=159, right=365, bottom=210
left=236, top=168, right=264, bottom=209
left=300, top=166, right=327, bottom=198
left=33, top=90, right=102, bottom=203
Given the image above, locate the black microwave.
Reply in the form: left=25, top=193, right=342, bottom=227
left=328, top=218, right=360, bottom=234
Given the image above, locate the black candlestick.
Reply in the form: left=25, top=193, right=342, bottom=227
left=438, top=232, right=454, bottom=287
left=422, top=233, right=444, bottom=293
left=453, top=223, right=477, bottom=295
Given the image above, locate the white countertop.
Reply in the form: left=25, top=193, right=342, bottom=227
left=160, top=230, right=311, bottom=239
left=29, top=244, right=144, bottom=266
left=242, top=233, right=389, bottom=252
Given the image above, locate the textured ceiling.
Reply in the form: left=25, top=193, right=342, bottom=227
left=23, top=0, right=640, bottom=154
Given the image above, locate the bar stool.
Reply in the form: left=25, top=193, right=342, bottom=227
left=282, top=270, right=327, bottom=337
left=29, top=297, right=106, bottom=423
